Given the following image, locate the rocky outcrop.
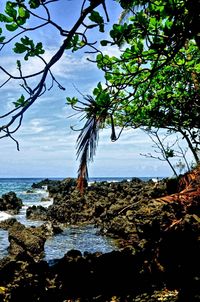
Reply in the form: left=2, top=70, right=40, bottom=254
left=47, top=178, right=77, bottom=198
left=8, top=221, right=46, bottom=261
left=31, top=178, right=60, bottom=189
left=0, top=192, right=23, bottom=214
left=44, top=178, right=168, bottom=226
left=0, top=219, right=62, bottom=261
left=26, top=205, right=48, bottom=221
left=0, top=173, right=199, bottom=301
left=0, top=241, right=199, bottom=302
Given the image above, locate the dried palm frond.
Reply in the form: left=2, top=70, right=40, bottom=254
left=156, top=164, right=200, bottom=204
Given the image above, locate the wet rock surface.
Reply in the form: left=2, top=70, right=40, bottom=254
left=0, top=219, right=62, bottom=262
left=0, top=176, right=200, bottom=301
left=0, top=192, right=23, bottom=214
left=26, top=205, right=48, bottom=221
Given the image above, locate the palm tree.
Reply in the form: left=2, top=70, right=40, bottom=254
left=73, top=95, right=116, bottom=192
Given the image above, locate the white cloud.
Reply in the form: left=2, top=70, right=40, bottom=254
left=100, top=44, right=121, bottom=58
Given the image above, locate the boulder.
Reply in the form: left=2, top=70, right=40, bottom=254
left=39, top=221, right=63, bottom=236
left=26, top=205, right=48, bottom=221
left=0, top=218, right=20, bottom=230
left=31, top=178, right=60, bottom=189
left=0, top=192, right=23, bottom=214
left=7, top=221, right=46, bottom=261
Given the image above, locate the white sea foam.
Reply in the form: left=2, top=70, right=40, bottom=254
left=152, top=178, right=159, bottom=183
left=40, top=199, right=53, bottom=207
left=42, top=185, right=48, bottom=191
left=0, top=211, right=12, bottom=221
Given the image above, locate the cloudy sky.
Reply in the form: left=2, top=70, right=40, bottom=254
left=0, top=0, right=192, bottom=178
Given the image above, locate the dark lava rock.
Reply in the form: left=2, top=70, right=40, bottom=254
left=47, top=178, right=77, bottom=198
left=0, top=192, right=23, bottom=214
left=0, top=218, right=19, bottom=230
left=31, top=178, right=60, bottom=189
left=0, top=219, right=62, bottom=262
left=26, top=205, right=48, bottom=221
left=5, top=220, right=47, bottom=261
left=39, top=221, right=63, bottom=236
left=45, top=177, right=166, bottom=225
left=0, top=175, right=199, bottom=302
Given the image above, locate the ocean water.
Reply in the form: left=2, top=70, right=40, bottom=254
left=0, top=177, right=154, bottom=261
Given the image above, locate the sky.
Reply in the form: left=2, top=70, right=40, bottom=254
left=0, top=0, right=193, bottom=178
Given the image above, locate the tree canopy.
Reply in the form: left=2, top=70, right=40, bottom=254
left=67, top=0, right=200, bottom=189
left=0, top=0, right=199, bottom=188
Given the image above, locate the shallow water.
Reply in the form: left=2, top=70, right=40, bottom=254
left=0, top=178, right=118, bottom=260
left=45, top=225, right=117, bottom=261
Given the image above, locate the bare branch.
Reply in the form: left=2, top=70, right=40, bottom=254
left=0, top=0, right=107, bottom=145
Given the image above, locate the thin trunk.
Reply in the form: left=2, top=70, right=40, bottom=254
left=178, top=128, right=200, bottom=164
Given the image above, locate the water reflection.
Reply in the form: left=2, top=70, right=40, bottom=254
left=45, top=225, right=117, bottom=261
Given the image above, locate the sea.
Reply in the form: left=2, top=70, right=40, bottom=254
left=0, top=177, right=154, bottom=261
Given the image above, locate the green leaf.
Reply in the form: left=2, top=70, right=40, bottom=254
left=105, top=72, right=112, bottom=81
left=13, top=94, right=26, bottom=107
left=18, top=7, right=27, bottom=18
left=97, top=82, right=102, bottom=90
left=0, top=13, right=13, bottom=22
left=89, top=11, right=101, bottom=23
left=16, top=60, right=21, bottom=69
left=89, top=10, right=104, bottom=32
left=66, top=97, right=78, bottom=106
left=0, top=36, right=5, bottom=42
left=28, top=0, right=40, bottom=9
left=100, top=40, right=109, bottom=46
left=13, top=42, right=27, bottom=53
left=21, top=36, right=32, bottom=46
left=99, top=23, right=104, bottom=33
left=93, top=88, right=99, bottom=96
left=6, top=23, right=18, bottom=31
left=5, top=2, right=17, bottom=18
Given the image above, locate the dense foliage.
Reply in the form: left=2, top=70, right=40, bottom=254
left=67, top=0, right=200, bottom=187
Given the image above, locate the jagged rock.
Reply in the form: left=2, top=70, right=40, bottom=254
left=31, top=178, right=59, bottom=189
left=0, top=192, right=23, bottom=214
left=0, top=218, right=19, bottom=230
left=0, top=172, right=199, bottom=302
left=7, top=221, right=46, bottom=261
left=41, top=197, right=50, bottom=202
left=0, top=219, right=62, bottom=262
left=40, top=221, right=63, bottom=236
left=47, top=178, right=77, bottom=198
left=26, top=205, right=48, bottom=221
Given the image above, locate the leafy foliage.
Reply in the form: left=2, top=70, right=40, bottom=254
left=13, top=36, right=45, bottom=60
left=69, top=0, right=200, bottom=184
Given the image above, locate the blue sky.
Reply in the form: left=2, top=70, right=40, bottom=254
left=0, top=0, right=193, bottom=178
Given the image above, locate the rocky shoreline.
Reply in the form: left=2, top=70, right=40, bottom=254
left=0, top=176, right=199, bottom=301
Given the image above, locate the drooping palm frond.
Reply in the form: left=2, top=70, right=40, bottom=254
left=76, top=95, right=109, bottom=192
left=76, top=116, right=100, bottom=192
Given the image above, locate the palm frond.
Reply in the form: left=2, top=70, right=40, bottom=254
left=76, top=96, right=108, bottom=192
left=76, top=116, right=100, bottom=192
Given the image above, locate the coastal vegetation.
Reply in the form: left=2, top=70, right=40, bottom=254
left=0, top=1, right=199, bottom=301
left=67, top=0, right=200, bottom=186
left=0, top=0, right=199, bottom=181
